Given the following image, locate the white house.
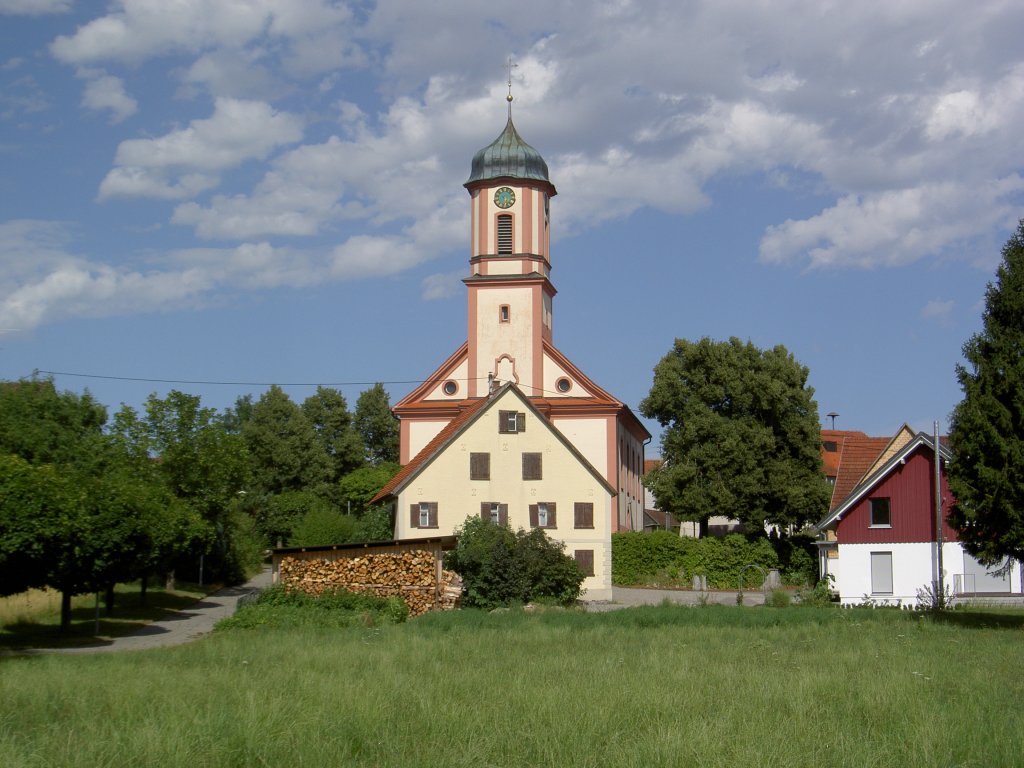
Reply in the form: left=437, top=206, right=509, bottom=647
left=816, top=425, right=1022, bottom=606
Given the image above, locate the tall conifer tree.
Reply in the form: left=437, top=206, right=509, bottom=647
left=948, top=221, right=1024, bottom=563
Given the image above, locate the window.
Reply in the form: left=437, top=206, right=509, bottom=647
left=870, top=498, right=891, bottom=527
left=574, top=550, right=595, bottom=577
left=470, top=452, right=490, bottom=480
left=480, top=502, right=507, bottom=527
left=410, top=502, right=438, bottom=529
left=499, top=410, right=525, bottom=434
left=530, top=502, right=556, bottom=529
left=574, top=502, right=594, bottom=529
left=497, top=214, right=513, bottom=255
left=522, top=452, right=542, bottom=481
left=823, top=441, right=838, bottom=452
left=443, top=380, right=458, bottom=396
left=870, top=551, right=893, bottom=594
left=556, top=377, right=572, bottom=393
left=499, top=305, right=510, bottom=323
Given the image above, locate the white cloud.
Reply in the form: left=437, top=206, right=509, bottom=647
left=80, top=72, right=137, bottom=123
left=98, top=98, right=303, bottom=200
left=0, top=220, right=338, bottom=329
left=758, top=176, right=1024, bottom=269
left=421, top=271, right=464, bottom=301
left=0, top=0, right=70, bottom=14
left=921, top=299, right=954, bottom=322
left=50, top=0, right=355, bottom=69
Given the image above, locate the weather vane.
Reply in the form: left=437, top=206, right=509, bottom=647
left=506, top=55, right=518, bottom=116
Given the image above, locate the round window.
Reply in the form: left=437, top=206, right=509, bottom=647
left=556, top=377, right=572, bottom=393
left=443, top=380, right=458, bottom=396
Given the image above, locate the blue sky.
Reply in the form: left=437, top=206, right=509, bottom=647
left=2, top=1, right=1022, bottom=451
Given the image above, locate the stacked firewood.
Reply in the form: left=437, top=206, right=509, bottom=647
left=278, top=552, right=461, bottom=616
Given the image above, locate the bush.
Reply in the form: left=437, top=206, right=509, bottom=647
left=218, top=584, right=409, bottom=629
left=765, top=588, right=792, bottom=608
left=289, top=505, right=357, bottom=547
left=613, top=531, right=814, bottom=589
left=445, top=517, right=584, bottom=609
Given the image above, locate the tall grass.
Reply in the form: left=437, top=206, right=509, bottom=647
left=1, top=605, right=1022, bottom=767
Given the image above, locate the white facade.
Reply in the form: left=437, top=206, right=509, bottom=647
left=832, top=542, right=1022, bottom=607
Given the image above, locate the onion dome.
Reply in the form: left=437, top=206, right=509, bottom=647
left=465, top=116, right=552, bottom=187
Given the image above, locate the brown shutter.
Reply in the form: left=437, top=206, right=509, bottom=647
left=498, top=411, right=509, bottom=433
left=481, top=502, right=490, bottom=521
left=574, top=502, right=594, bottom=529
left=575, top=549, right=595, bottom=577
left=470, top=452, right=490, bottom=480
left=529, top=504, right=538, bottom=527
left=548, top=502, right=556, bottom=529
left=522, top=452, right=542, bottom=480
left=518, top=412, right=525, bottom=432
left=429, top=502, right=438, bottom=528
left=410, top=504, right=419, bottom=528
left=499, top=504, right=508, bottom=527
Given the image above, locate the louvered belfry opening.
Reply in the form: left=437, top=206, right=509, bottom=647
left=497, top=214, right=513, bottom=254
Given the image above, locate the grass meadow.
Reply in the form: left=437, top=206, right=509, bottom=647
left=2, top=604, right=1023, bottom=767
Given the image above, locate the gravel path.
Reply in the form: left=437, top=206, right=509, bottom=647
left=16, top=568, right=272, bottom=656
left=585, top=586, right=766, bottom=611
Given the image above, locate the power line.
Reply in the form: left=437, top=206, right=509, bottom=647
left=34, top=370, right=430, bottom=388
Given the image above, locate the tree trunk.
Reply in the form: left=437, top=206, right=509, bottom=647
left=60, top=590, right=72, bottom=634
left=699, top=517, right=710, bottom=539
left=164, top=570, right=175, bottom=591
left=104, top=584, right=115, bottom=616
left=140, top=574, right=148, bottom=606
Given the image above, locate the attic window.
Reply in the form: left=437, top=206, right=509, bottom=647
left=443, top=380, right=458, bottom=396
left=823, top=441, right=838, bottom=452
left=870, top=498, right=891, bottom=527
left=556, top=377, right=572, bottom=393
left=497, top=214, right=513, bottom=255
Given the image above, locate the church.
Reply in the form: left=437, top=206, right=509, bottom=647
left=373, top=102, right=649, bottom=600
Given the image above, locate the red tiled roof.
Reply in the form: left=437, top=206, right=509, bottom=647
left=371, top=396, right=491, bottom=504
left=644, top=458, right=661, bottom=475
left=828, top=434, right=891, bottom=511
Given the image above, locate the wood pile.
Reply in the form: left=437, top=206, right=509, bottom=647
left=279, top=551, right=462, bottom=617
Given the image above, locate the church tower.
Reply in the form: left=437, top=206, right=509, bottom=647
left=462, top=109, right=557, bottom=399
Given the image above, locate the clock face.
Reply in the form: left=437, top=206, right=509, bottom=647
left=494, top=187, right=516, bottom=209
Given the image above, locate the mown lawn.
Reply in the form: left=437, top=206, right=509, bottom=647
left=1, top=604, right=1022, bottom=767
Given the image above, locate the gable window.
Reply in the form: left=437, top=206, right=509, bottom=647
left=574, top=549, right=595, bottom=577
left=410, top=502, right=438, bottom=529
left=574, top=502, right=594, bottom=529
left=497, top=214, right=513, bottom=255
left=522, top=452, right=542, bottom=481
left=470, top=452, right=490, bottom=480
left=499, top=410, right=525, bottom=434
left=481, top=502, right=508, bottom=527
left=443, top=380, right=458, bottom=396
left=499, top=305, right=510, bottom=323
left=530, top=502, right=556, bottom=529
left=870, top=551, right=893, bottom=594
left=870, top=498, right=891, bottom=527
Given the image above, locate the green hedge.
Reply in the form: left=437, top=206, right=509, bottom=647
left=612, top=532, right=817, bottom=588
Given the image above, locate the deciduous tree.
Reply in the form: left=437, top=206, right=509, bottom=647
left=948, top=220, right=1024, bottom=563
left=354, top=383, right=399, bottom=465
left=640, top=337, right=831, bottom=533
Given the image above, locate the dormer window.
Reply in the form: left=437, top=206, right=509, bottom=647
left=497, top=214, right=513, bottom=255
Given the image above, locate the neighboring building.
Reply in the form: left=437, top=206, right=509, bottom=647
left=372, top=108, right=650, bottom=600
left=815, top=425, right=1023, bottom=606
left=641, top=458, right=740, bottom=537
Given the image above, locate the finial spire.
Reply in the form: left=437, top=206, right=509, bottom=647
left=505, top=56, right=517, bottom=118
